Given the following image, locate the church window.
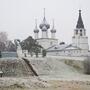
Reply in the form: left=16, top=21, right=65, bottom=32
left=84, top=30, right=86, bottom=35
left=80, top=30, right=82, bottom=36
left=76, top=30, right=78, bottom=35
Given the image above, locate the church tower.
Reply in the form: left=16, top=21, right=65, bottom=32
left=34, top=19, right=39, bottom=39
left=72, top=10, right=89, bottom=50
left=51, top=20, right=56, bottom=39
left=39, top=8, right=50, bottom=38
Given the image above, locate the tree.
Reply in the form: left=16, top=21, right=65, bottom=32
left=0, top=32, right=16, bottom=52
left=5, top=41, right=16, bottom=52
left=42, top=49, right=47, bottom=57
left=0, top=42, right=5, bottom=51
left=0, top=32, right=8, bottom=51
left=32, top=44, right=42, bottom=57
left=20, top=36, right=42, bottom=57
left=0, top=32, right=8, bottom=43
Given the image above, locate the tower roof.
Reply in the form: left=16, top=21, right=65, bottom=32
left=76, top=10, right=84, bottom=28
left=34, top=19, right=39, bottom=33
left=51, top=20, right=56, bottom=33
left=39, top=8, right=50, bottom=30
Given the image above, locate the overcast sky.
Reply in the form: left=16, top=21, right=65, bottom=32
left=0, top=0, right=90, bottom=45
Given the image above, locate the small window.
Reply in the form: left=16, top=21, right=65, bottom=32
left=80, top=30, right=82, bottom=36
left=76, top=30, right=78, bottom=35
left=80, top=30, right=82, bottom=32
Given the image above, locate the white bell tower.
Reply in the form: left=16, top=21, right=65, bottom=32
left=72, top=10, right=89, bottom=50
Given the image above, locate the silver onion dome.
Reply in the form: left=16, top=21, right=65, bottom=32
left=39, top=8, right=50, bottom=30
left=34, top=19, right=39, bottom=33
left=51, top=28, right=56, bottom=33
left=42, top=25, right=47, bottom=31
left=51, top=20, right=56, bottom=33
left=39, top=17, right=50, bottom=29
left=34, top=28, right=39, bottom=33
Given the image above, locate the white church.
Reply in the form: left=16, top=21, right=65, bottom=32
left=34, top=9, right=90, bottom=57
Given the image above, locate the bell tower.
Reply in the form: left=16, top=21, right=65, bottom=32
left=72, top=10, right=89, bottom=50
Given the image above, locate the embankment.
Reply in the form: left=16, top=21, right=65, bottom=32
left=0, top=58, right=35, bottom=77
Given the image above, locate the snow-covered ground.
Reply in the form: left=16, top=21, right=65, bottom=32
left=0, top=57, right=90, bottom=90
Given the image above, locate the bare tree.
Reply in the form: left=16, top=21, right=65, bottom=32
left=5, top=40, right=16, bottom=51
left=0, top=32, right=8, bottom=43
left=0, top=32, right=8, bottom=51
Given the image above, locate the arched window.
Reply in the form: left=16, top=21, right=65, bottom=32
left=80, top=29, right=82, bottom=36
left=76, top=30, right=78, bottom=35
left=84, top=30, right=86, bottom=35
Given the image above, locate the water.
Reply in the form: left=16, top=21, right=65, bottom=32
left=1, top=52, right=17, bottom=58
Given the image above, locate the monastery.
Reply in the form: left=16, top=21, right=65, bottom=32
left=33, top=9, right=90, bottom=56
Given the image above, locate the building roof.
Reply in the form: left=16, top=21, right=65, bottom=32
left=51, top=20, right=56, bottom=33
left=39, top=8, right=50, bottom=30
left=76, top=10, right=84, bottom=28
left=47, top=44, right=81, bottom=52
left=34, top=19, right=39, bottom=33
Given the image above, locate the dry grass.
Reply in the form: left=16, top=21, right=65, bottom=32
left=1, top=80, right=90, bottom=90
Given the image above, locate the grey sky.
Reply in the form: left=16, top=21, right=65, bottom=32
left=0, top=0, right=90, bottom=45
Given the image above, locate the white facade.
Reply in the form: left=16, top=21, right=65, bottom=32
left=47, top=44, right=90, bottom=56
left=72, top=29, right=89, bottom=50
left=72, top=10, right=89, bottom=50
left=46, top=10, right=90, bottom=57
left=51, top=32, right=55, bottom=39
left=42, top=31, right=48, bottom=38
left=33, top=10, right=90, bottom=57
left=37, top=38, right=58, bottom=49
left=34, top=9, right=58, bottom=49
left=34, top=33, right=39, bottom=39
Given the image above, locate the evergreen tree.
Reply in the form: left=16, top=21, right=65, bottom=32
left=20, top=36, right=42, bottom=57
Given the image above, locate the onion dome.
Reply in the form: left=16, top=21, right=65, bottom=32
left=51, top=20, right=56, bottom=33
left=34, top=19, right=39, bottom=33
left=39, top=8, right=50, bottom=30
left=76, top=10, right=84, bottom=28
left=42, top=25, right=47, bottom=31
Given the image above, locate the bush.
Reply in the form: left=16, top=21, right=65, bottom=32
left=84, top=56, right=90, bottom=74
